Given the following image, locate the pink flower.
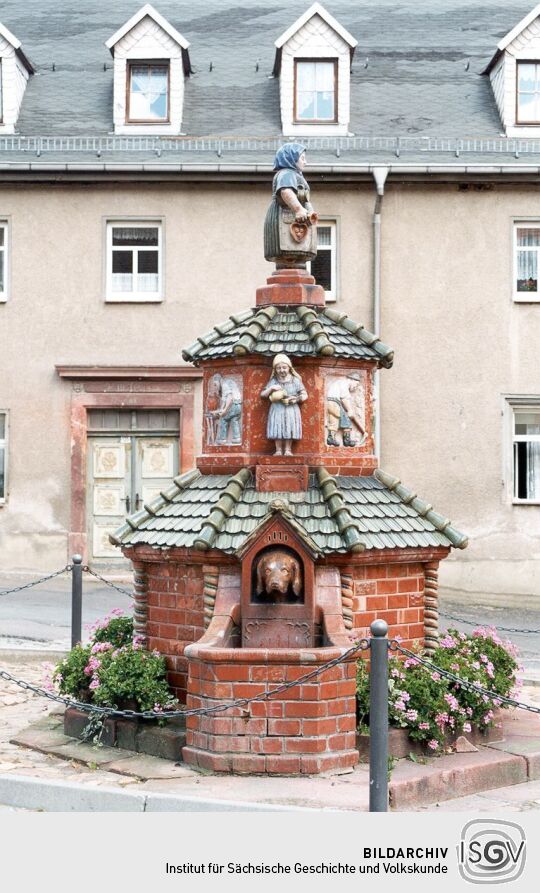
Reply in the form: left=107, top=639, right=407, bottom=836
left=431, top=672, right=441, bottom=681
left=463, top=722, right=471, bottom=733
left=404, top=658, right=419, bottom=668
left=405, top=709, right=418, bottom=722
left=394, top=700, right=406, bottom=711
left=89, top=678, right=100, bottom=690
left=435, top=712, right=449, bottom=727
left=439, top=635, right=456, bottom=649
left=427, top=739, right=439, bottom=750
left=444, top=693, right=460, bottom=711
left=419, top=722, right=430, bottom=730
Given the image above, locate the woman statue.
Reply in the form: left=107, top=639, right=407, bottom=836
left=261, top=353, right=308, bottom=456
left=264, top=143, right=317, bottom=267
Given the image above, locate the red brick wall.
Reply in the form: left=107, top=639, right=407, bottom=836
left=349, top=562, right=425, bottom=649
left=145, top=561, right=205, bottom=703
left=183, top=656, right=358, bottom=775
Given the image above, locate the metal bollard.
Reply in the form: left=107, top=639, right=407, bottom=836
left=71, top=555, right=83, bottom=648
left=369, top=618, right=389, bottom=812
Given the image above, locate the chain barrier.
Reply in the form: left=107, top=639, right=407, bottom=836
left=0, top=638, right=370, bottom=720
left=0, top=566, right=71, bottom=597
left=83, top=566, right=133, bottom=598
left=439, top=608, right=540, bottom=636
left=391, top=641, right=540, bottom=717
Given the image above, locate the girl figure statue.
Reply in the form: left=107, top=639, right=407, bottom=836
left=261, top=353, right=308, bottom=456
left=264, top=143, right=317, bottom=267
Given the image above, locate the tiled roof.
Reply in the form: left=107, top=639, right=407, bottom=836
left=182, top=306, right=394, bottom=367
left=1, top=1, right=540, bottom=167
left=111, top=466, right=468, bottom=554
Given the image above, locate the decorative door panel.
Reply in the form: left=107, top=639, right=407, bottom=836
left=136, top=438, right=178, bottom=512
left=141, top=441, right=174, bottom=478
left=88, top=437, right=131, bottom=563
left=92, top=443, right=125, bottom=478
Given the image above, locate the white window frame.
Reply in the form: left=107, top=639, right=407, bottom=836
left=0, top=409, right=8, bottom=504
left=105, top=219, right=163, bottom=303
left=504, top=397, right=540, bottom=504
left=308, top=218, right=338, bottom=302
left=513, top=219, right=540, bottom=302
left=0, top=220, right=8, bottom=301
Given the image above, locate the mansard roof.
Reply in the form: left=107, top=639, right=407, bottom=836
left=181, top=306, right=394, bottom=368
left=2, top=1, right=540, bottom=168
left=110, top=467, right=468, bottom=554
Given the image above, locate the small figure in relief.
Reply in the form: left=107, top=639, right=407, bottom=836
left=261, top=353, right=307, bottom=456
left=326, top=372, right=366, bottom=447
left=264, top=143, right=318, bottom=266
left=206, top=373, right=242, bottom=445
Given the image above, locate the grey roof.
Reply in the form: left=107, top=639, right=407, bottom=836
left=111, top=466, right=468, bottom=554
left=182, top=305, right=394, bottom=367
left=2, top=1, right=540, bottom=167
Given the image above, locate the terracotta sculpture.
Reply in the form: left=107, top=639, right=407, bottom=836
left=326, top=372, right=366, bottom=447
left=255, top=550, right=303, bottom=601
left=264, top=143, right=318, bottom=266
left=206, top=373, right=242, bottom=445
left=261, top=353, right=307, bottom=456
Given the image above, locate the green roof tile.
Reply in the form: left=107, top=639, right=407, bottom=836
left=181, top=306, right=394, bottom=367
left=111, top=466, right=467, bottom=555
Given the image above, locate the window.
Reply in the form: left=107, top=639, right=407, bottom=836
left=127, top=62, right=169, bottom=123
left=106, top=222, right=162, bottom=302
left=294, top=60, right=337, bottom=122
left=0, top=222, right=7, bottom=300
left=309, top=221, right=337, bottom=301
left=517, top=62, right=540, bottom=124
left=513, top=223, right=540, bottom=300
left=0, top=411, right=7, bottom=503
left=512, top=407, right=540, bottom=502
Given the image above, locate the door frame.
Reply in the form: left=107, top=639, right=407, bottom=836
left=56, top=366, right=200, bottom=562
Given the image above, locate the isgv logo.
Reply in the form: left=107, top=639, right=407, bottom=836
left=458, top=820, right=526, bottom=884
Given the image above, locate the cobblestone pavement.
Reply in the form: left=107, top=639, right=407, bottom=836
left=2, top=653, right=540, bottom=812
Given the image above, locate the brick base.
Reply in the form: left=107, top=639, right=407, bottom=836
left=183, top=650, right=359, bottom=775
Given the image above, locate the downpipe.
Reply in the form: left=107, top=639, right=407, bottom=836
left=372, top=166, right=389, bottom=461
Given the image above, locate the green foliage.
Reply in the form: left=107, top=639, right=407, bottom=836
left=92, top=615, right=133, bottom=649
left=92, top=647, right=173, bottom=713
left=53, top=610, right=177, bottom=715
left=53, top=643, right=91, bottom=700
left=356, top=627, right=520, bottom=755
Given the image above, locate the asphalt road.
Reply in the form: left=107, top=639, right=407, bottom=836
left=0, top=572, right=132, bottom=650
left=0, top=573, right=539, bottom=679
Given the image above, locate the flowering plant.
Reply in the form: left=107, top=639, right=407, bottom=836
left=356, top=627, right=520, bottom=753
left=52, top=611, right=177, bottom=713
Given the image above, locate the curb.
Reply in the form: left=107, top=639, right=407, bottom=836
left=0, top=774, right=336, bottom=813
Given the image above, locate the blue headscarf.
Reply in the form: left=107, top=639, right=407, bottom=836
left=273, top=142, right=306, bottom=172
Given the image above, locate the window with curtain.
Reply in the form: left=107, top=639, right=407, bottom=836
left=515, top=225, right=540, bottom=298
left=127, top=62, right=169, bottom=122
left=513, top=409, right=540, bottom=501
left=308, top=221, right=337, bottom=301
left=517, top=62, right=540, bottom=124
left=294, top=60, right=337, bottom=122
left=106, top=222, right=162, bottom=301
left=0, top=411, right=7, bottom=502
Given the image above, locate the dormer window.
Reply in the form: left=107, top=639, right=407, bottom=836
left=0, top=22, right=33, bottom=133
left=127, top=62, right=169, bottom=123
left=485, top=4, right=540, bottom=135
left=106, top=4, right=191, bottom=136
left=294, top=59, right=337, bottom=122
left=273, top=3, right=356, bottom=137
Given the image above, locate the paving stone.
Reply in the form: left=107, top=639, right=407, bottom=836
left=105, top=754, right=197, bottom=780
